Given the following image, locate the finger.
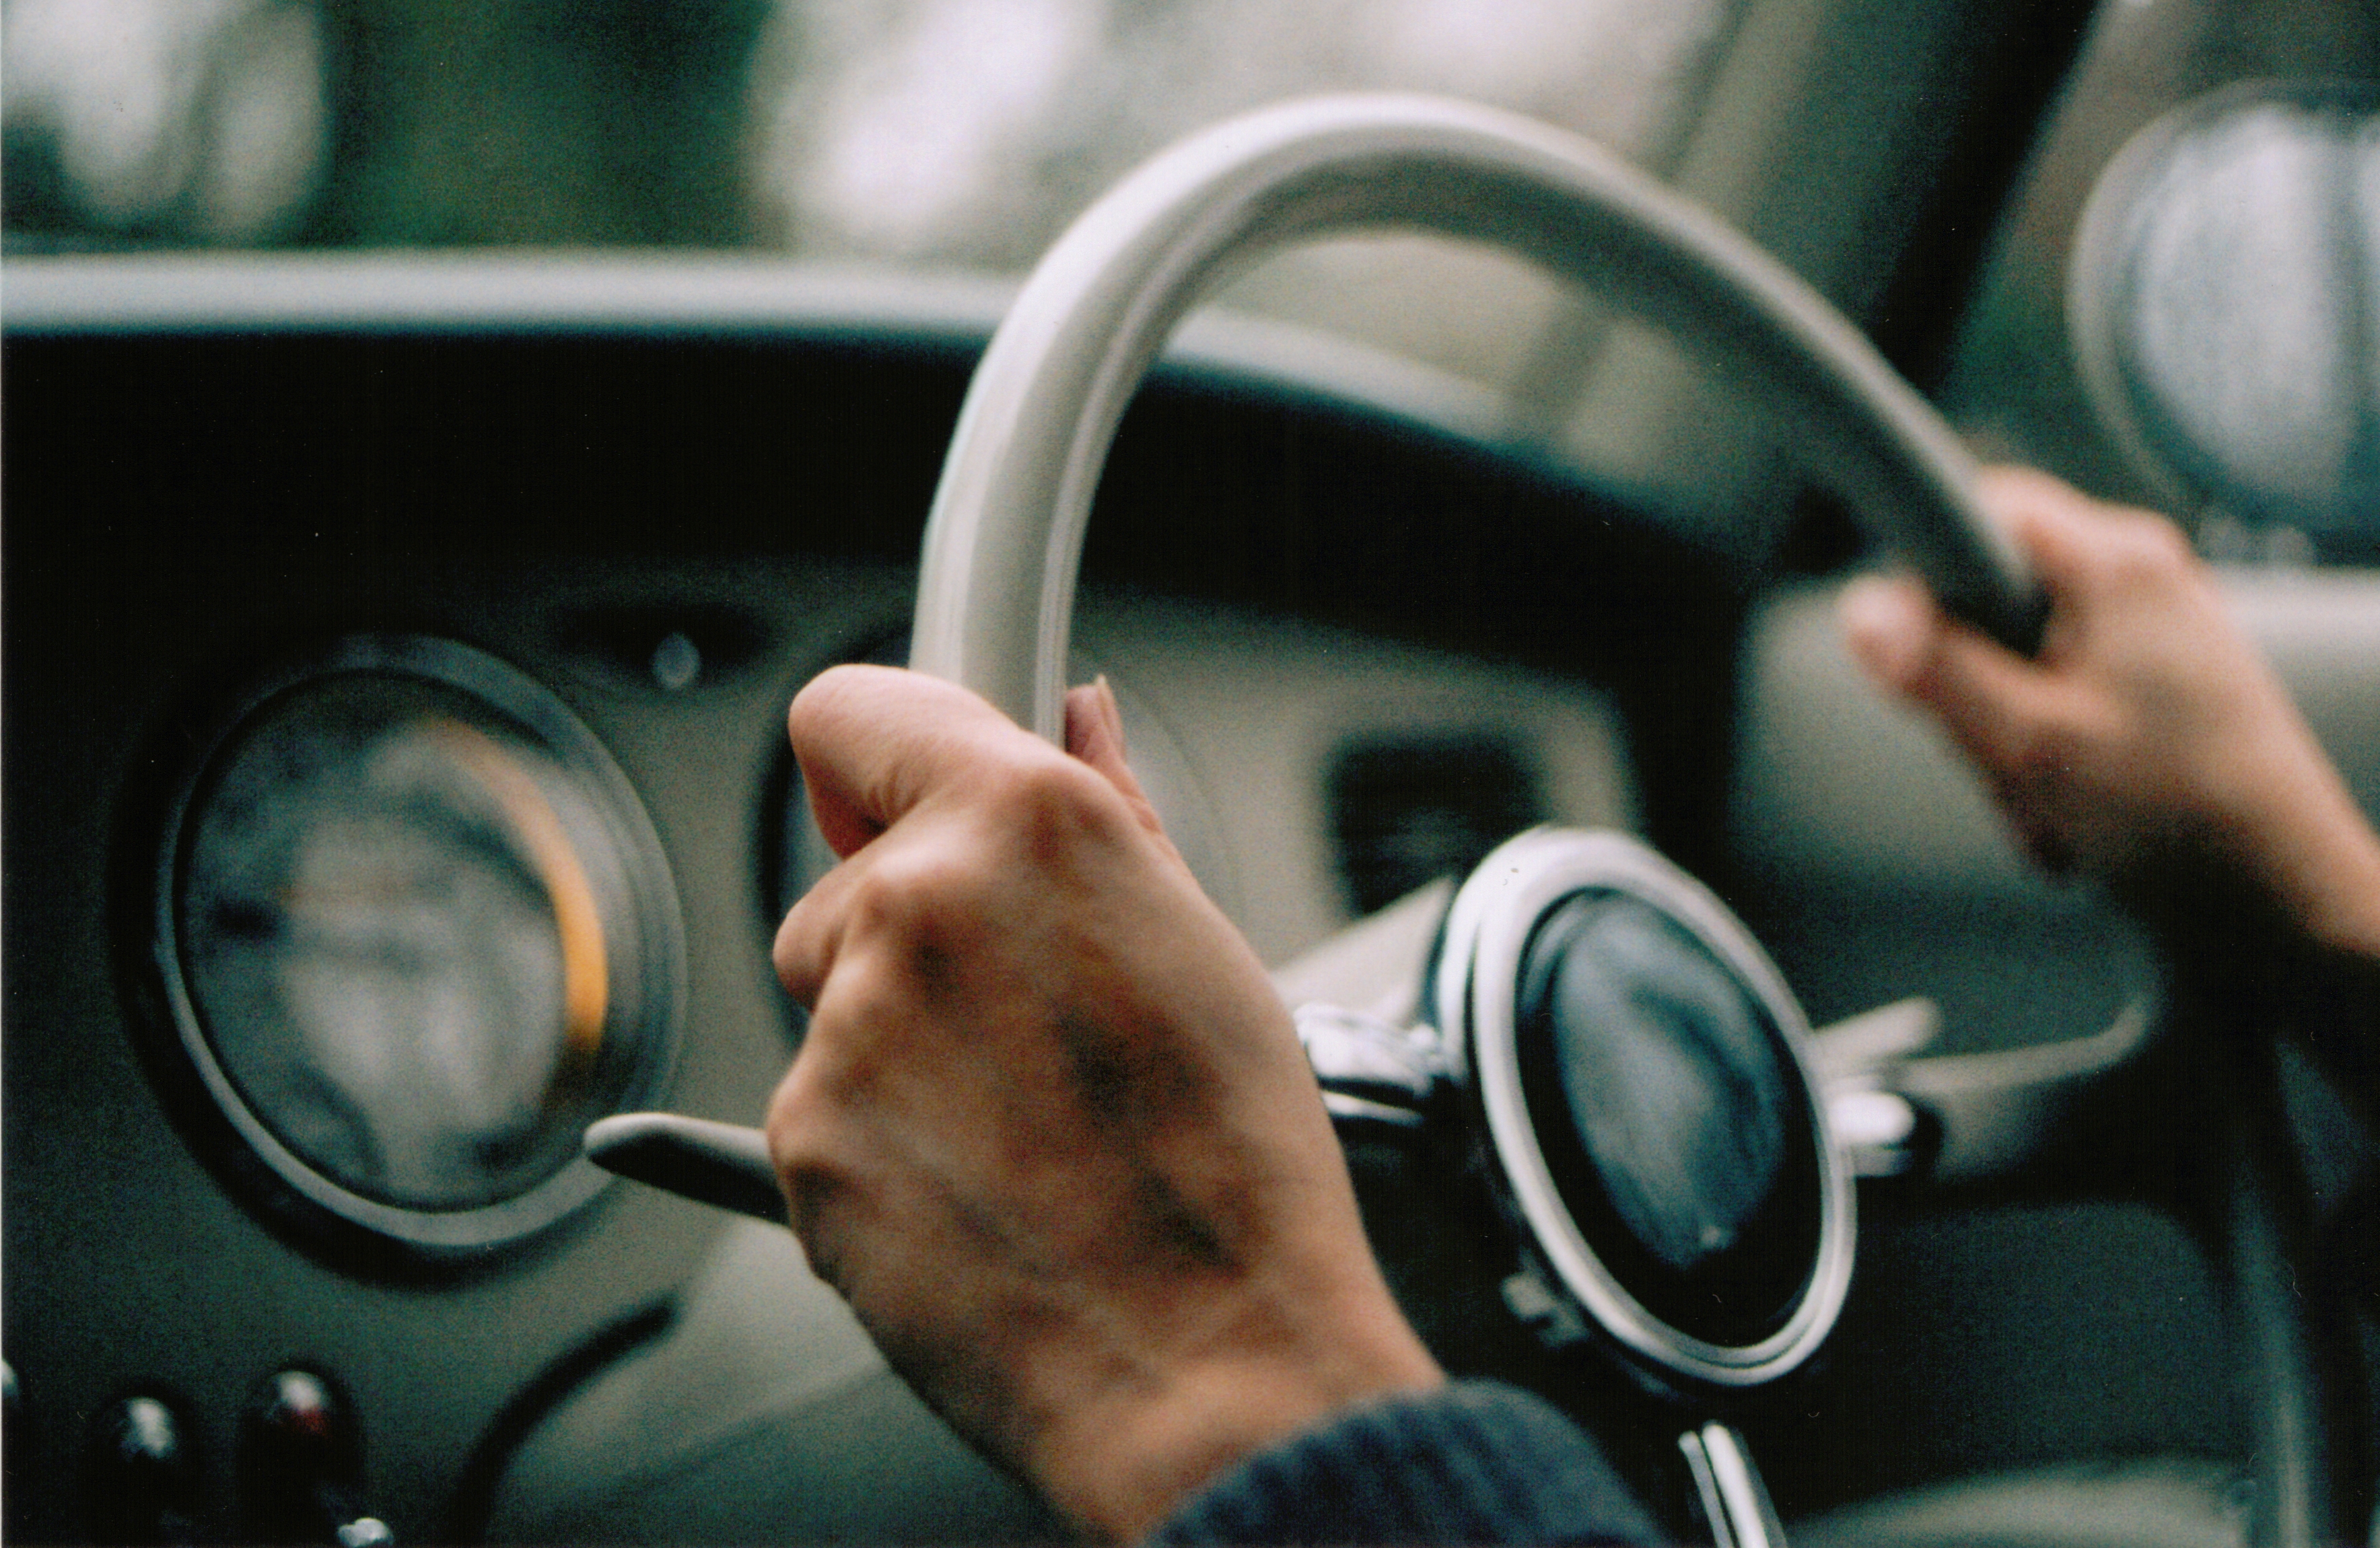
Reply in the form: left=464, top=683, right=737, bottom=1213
left=1840, top=571, right=2089, bottom=783
left=1064, top=676, right=1167, bottom=841
left=773, top=849, right=863, bottom=1007
left=1977, top=464, right=2190, bottom=608
left=1838, top=573, right=1938, bottom=697
left=1908, top=625, right=2085, bottom=777
left=1889, top=615, right=2103, bottom=870
left=1972, top=462, right=2087, bottom=516
left=1969, top=466, right=2110, bottom=613
left=790, top=664, right=1043, bottom=860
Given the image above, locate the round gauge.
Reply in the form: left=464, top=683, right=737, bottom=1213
left=153, top=637, right=685, bottom=1254
left=2068, top=80, right=2380, bottom=542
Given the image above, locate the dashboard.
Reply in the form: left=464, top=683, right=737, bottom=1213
left=3, top=257, right=1667, bottom=1542
left=7, top=254, right=2377, bottom=1544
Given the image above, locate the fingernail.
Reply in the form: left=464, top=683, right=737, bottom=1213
left=1095, top=674, right=1126, bottom=749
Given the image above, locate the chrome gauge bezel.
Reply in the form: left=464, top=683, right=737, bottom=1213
left=1434, top=826, right=1852, bottom=1388
left=149, top=635, right=687, bottom=1256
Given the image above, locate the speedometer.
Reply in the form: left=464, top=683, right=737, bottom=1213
left=151, top=637, right=685, bottom=1257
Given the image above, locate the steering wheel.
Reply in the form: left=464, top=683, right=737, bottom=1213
left=897, top=94, right=2356, bottom=1548
left=587, top=94, right=2358, bottom=1548
left=905, top=93, right=2043, bottom=739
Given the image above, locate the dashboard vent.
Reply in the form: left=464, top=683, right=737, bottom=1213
left=1329, top=732, right=1545, bottom=915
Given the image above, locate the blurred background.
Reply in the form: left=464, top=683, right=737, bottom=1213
left=0, top=0, right=1728, bottom=254
left=7, top=0, right=2375, bottom=539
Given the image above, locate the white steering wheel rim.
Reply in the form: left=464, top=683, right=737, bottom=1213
left=909, top=92, right=2043, bottom=740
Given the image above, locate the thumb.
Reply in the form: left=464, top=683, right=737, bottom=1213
left=1064, top=676, right=1170, bottom=845
left=1838, top=573, right=1937, bottom=697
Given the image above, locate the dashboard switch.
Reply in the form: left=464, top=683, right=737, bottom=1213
left=4, top=1361, right=30, bottom=1541
left=85, top=1393, right=201, bottom=1545
left=240, top=1369, right=379, bottom=1545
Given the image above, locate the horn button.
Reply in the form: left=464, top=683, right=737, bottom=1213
left=1513, top=886, right=1823, bottom=1351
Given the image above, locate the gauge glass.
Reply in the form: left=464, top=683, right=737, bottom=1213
left=1515, top=889, right=1821, bottom=1347
left=160, top=639, right=682, bottom=1250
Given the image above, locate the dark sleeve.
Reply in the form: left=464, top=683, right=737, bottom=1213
left=2170, top=898, right=2380, bottom=1132
left=1145, top=1380, right=1663, bottom=1546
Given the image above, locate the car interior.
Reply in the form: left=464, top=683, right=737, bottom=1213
left=5, top=0, right=2377, bottom=1544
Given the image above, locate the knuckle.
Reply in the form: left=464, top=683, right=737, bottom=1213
left=765, top=1034, right=839, bottom=1148
left=765, top=1055, right=849, bottom=1192
left=2106, top=511, right=2196, bottom=588
left=845, top=845, right=985, bottom=944
left=772, top=899, right=825, bottom=999
left=763, top=1094, right=823, bottom=1218
left=763, top=1063, right=815, bottom=1168
left=763, top=1061, right=864, bottom=1290
left=980, top=746, right=1125, bottom=848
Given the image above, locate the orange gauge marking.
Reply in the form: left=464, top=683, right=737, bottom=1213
left=425, top=719, right=610, bottom=1070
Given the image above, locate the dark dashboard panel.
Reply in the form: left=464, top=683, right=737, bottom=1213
left=4, top=330, right=954, bottom=1543
left=3, top=317, right=1729, bottom=1541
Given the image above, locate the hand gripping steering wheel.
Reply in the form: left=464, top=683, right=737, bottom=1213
left=899, top=92, right=2046, bottom=1547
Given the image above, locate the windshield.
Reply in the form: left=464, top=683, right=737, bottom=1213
left=4, top=0, right=1763, bottom=479
left=25, top=1, right=2368, bottom=563
left=3, top=1, right=1735, bottom=253
left=761, top=0, right=1732, bottom=268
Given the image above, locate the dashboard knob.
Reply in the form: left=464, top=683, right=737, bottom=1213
left=4, top=1360, right=31, bottom=1541
left=85, top=1393, right=201, bottom=1545
left=240, top=1369, right=378, bottom=1545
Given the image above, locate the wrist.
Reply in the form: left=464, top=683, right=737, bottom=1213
left=2266, top=810, right=2380, bottom=962
left=1028, top=1285, right=1443, bottom=1541
left=2225, top=736, right=2380, bottom=962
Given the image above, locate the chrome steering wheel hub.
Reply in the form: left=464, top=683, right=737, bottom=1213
left=1430, top=827, right=1851, bottom=1391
